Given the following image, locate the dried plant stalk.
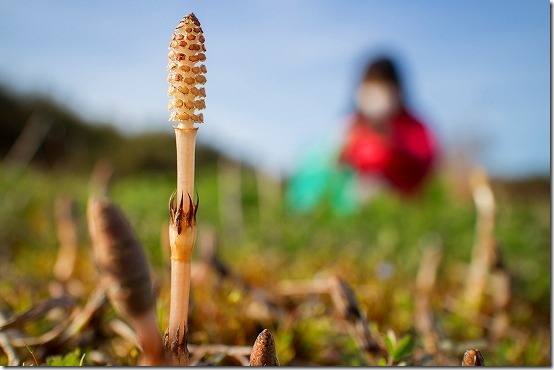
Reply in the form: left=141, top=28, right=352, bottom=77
left=87, top=197, right=165, bottom=366
left=165, top=12, right=206, bottom=365
left=328, top=276, right=381, bottom=365
left=0, top=296, right=75, bottom=332
left=488, top=270, right=511, bottom=341
left=4, top=112, right=52, bottom=168
left=249, top=329, right=279, bottom=366
left=4, top=284, right=108, bottom=357
left=0, top=310, right=20, bottom=366
left=463, top=166, right=497, bottom=313
left=461, top=349, right=485, bottom=366
left=52, top=196, right=79, bottom=283
left=414, top=243, right=443, bottom=354
left=89, top=158, right=114, bottom=197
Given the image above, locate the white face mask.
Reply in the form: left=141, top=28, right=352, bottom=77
left=356, top=82, right=400, bottom=121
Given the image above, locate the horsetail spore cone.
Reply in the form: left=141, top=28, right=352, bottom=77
left=167, top=12, right=206, bottom=125
left=165, top=12, right=206, bottom=365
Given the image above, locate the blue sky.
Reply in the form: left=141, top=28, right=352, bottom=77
left=0, top=0, right=550, bottom=178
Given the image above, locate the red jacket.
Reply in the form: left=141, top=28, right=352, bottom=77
left=339, top=109, right=437, bottom=194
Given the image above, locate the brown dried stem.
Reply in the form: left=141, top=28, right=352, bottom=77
left=488, top=269, right=511, bottom=341
left=328, top=276, right=382, bottom=365
left=274, top=276, right=385, bottom=364
left=52, top=196, right=79, bottom=283
left=0, top=296, right=75, bottom=332
left=414, top=243, right=443, bottom=354
left=4, top=284, right=107, bottom=358
left=89, top=158, right=114, bottom=197
left=0, top=310, right=20, bottom=366
left=463, top=166, right=497, bottom=313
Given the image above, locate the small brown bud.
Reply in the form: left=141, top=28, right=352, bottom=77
left=249, top=329, right=279, bottom=366
left=462, top=349, right=485, bottom=366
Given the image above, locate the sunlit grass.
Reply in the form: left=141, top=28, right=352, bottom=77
left=0, top=164, right=550, bottom=365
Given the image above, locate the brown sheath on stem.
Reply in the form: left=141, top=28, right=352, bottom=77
left=165, top=190, right=198, bottom=365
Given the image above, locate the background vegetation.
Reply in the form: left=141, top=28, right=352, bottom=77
left=0, top=86, right=550, bottom=365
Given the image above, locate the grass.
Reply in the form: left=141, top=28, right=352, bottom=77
left=0, top=163, right=550, bottom=365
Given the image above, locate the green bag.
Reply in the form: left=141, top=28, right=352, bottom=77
left=286, top=144, right=359, bottom=215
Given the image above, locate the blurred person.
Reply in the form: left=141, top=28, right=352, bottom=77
left=287, top=56, right=438, bottom=215
left=338, top=57, right=438, bottom=196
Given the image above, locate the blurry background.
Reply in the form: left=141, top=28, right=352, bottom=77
left=0, top=0, right=550, bottom=366
left=0, top=0, right=549, bottom=178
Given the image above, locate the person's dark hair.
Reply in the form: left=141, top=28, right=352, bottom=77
left=362, top=57, right=401, bottom=89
